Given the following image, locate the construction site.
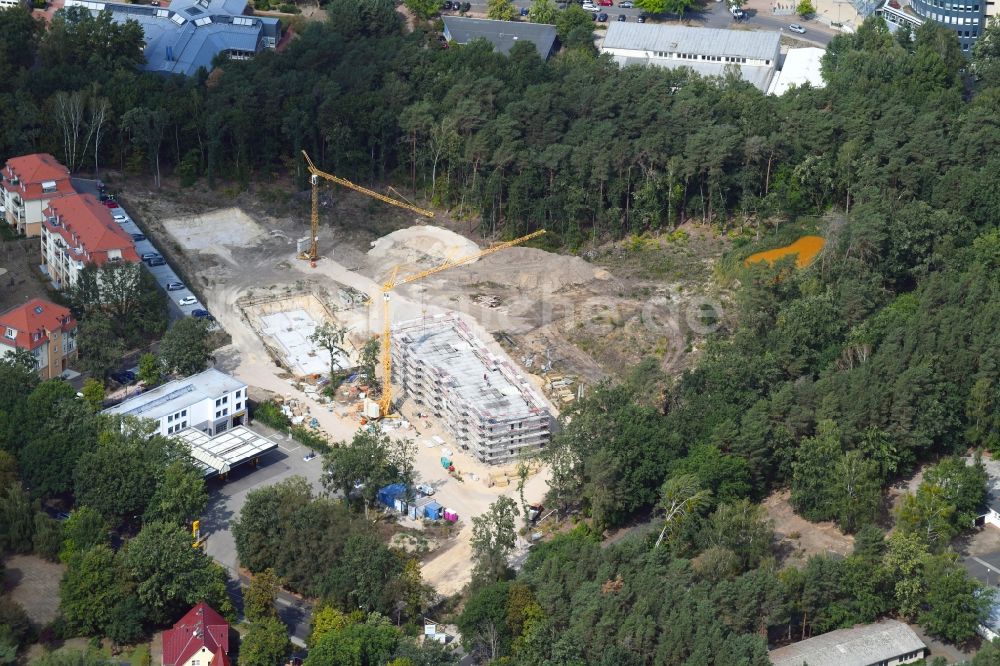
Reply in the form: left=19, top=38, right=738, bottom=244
left=119, top=153, right=728, bottom=593
left=393, top=314, right=552, bottom=465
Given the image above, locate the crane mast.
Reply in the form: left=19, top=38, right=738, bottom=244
left=378, top=230, right=546, bottom=418
left=300, top=150, right=434, bottom=263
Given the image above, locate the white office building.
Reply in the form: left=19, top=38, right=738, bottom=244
left=103, top=368, right=248, bottom=437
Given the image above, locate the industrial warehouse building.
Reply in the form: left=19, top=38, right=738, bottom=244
left=392, top=314, right=552, bottom=465
left=63, top=0, right=281, bottom=76
left=600, top=24, right=781, bottom=92
left=103, top=368, right=248, bottom=437
left=768, top=620, right=927, bottom=666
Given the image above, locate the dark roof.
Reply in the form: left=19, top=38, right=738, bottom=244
left=442, top=16, right=557, bottom=59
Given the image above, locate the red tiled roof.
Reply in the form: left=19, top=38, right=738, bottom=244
left=0, top=298, right=76, bottom=352
left=2, top=153, right=74, bottom=202
left=43, top=193, right=139, bottom=265
left=163, top=602, right=231, bottom=666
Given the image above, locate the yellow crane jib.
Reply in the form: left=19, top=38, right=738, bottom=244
left=377, top=229, right=546, bottom=418
left=299, top=151, right=434, bottom=264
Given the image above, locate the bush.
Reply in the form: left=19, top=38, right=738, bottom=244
left=279, top=2, right=301, bottom=11
left=291, top=426, right=331, bottom=454
left=252, top=400, right=291, bottom=430
left=32, top=513, right=63, bottom=561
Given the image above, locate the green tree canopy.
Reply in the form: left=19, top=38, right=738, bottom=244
left=158, top=317, right=212, bottom=376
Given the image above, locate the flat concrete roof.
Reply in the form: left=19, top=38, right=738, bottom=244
left=173, top=425, right=278, bottom=476
left=394, top=315, right=548, bottom=421
left=259, top=309, right=350, bottom=377
left=103, top=368, right=246, bottom=421
left=768, top=47, right=826, bottom=95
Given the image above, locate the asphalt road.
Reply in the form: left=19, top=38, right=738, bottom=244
left=201, top=422, right=329, bottom=646
left=449, top=0, right=834, bottom=46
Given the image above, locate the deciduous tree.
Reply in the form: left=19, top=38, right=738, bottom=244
left=158, top=317, right=211, bottom=376
left=471, top=496, right=520, bottom=587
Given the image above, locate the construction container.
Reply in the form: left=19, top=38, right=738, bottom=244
left=424, top=501, right=443, bottom=521
left=409, top=496, right=433, bottom=520
left=377, top=483, right=406, bottom=508
left=393, top=497, right=407, bottom=514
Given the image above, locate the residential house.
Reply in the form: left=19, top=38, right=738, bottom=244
left=768, top=619, right=927, bottom=666
left=103, top=368, right=249, bottom=437
left=41, top=192, right=139, bottom=289
left=0, top=298, right=78, bottom=379
left=600, top=24, right=781, bottom=92
left=162, top=602, right=231, bottom=666
left=1, top=153, right=74, bottom=237
left=441, top=16, right=558, bottom=60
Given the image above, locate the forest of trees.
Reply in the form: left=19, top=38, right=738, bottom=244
left=2, top=2, right=999, bottom=244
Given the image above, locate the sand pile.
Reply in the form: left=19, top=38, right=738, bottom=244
left=367, top=226, right=481, bottom=275
left=456, top=247, right=610, bottom=291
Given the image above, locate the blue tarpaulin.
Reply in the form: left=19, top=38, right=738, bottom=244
left=377, top=483, right=407, bottom=507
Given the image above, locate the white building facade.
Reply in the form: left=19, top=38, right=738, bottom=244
left=601, top=24, right=781, bottom=92
left=103, top=368, right=248, bottom=437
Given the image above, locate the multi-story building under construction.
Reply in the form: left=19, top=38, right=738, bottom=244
left=392, top=314, right=551, bottom=465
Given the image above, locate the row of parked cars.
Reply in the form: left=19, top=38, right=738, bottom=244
left=440, top=1, right=471, bottom=10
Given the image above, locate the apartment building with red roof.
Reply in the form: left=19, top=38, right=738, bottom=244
left=0, top=298, right=77, bottom=379
left=1, top=153, right=74, bottom=237
left=40, top=192, right=139, bottom=289
left=162, top=602, right=232, bottom=666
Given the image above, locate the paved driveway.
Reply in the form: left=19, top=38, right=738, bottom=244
left=201, top=423, right=327, bottom=645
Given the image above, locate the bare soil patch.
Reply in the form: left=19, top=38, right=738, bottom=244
left=764, top=490, right=854, bottom=568
left=3, top=554, right=64, bottom=625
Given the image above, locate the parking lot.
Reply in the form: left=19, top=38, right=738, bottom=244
left=72, top=178, right=211, bottom=321
left=201, top=423, right=326, bottom=573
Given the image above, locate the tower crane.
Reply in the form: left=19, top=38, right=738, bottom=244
left=299, top=151, right=434, bottom=264
left=376, top=229, right=546, bottom=418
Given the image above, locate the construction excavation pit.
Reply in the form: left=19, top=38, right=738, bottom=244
left=237, top=289, right=367, bottom=378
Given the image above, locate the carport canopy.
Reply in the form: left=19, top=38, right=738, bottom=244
left=172, top=426, right=279, bottom=477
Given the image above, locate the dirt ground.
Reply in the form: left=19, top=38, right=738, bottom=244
left=3, top=554, right=64, bottom=625
left=117, top=176, right=727, bottom=594
left=0, top=236, right=53, bottom=314
left=763, top=490, right=854, bottom=567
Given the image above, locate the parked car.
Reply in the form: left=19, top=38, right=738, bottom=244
left=147, top=257, right=166, bottom=266
left=618, top=0, right=633, bottom=5
left=141, top=252, right=160, bottom=261
left=788, top=22, right=806, bottom=32
left=461, top=1, right=470, bottom=9
left=192, top=309, right=214, bottom=321
left=617, top=12, right=626, bottom=19
left=637, top=11, right=647, bottom=21
left=177, top=296, right=198, bottom=306
left=582, top=2, right=599, bottom=10
left=520, top=6, right=529, bottom=14
left=597, top=11, right=608, bottom=20
left=131, top=233, right=145, bottom=241
left=112, top=213, right=127, bottom=223
left=110, top=369, right=136, bottom=385
left=598, top=0, right=613, bottom=6
left=166, top=282, right=185, bottom=291
left=103, top=200, right=119, bottom=209
left=417, top=483, right=435, bottom=496
left=441, top=0, right=452, bottom=9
